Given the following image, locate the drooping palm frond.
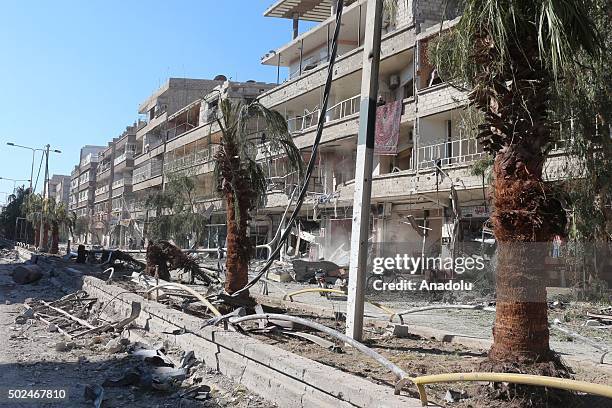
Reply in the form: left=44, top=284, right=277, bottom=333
left=430, top=0, right=601, bottom=86
left=214, top=98, right=303, bottom=215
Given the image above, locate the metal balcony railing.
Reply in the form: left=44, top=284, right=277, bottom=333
left=164, top=145, right=219, bottom=175
left=94, top=185, right=109, bottom=196
left=133, top=161, right=163, bottom=184
left=415, top=137, right=486, bottom=171
left=287, top=94, right=360, bottom=133
left=114, top=151, right=134, bottom=166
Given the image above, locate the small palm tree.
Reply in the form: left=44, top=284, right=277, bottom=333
left=22, top=193, right=43, bottom=247
left=47, top=200, right=72, bottom=254
left=431, top=0, right=602, bottom=363
left=214, top=99, right=302, bottom=296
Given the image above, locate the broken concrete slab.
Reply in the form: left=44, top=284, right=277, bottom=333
left=11, top=264, right=43, bottom=284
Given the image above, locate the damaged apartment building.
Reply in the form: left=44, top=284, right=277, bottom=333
left=248, top=0, right=569, bottom=266
left=71, top=0, right=572, bottom=272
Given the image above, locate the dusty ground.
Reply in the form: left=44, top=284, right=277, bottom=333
left=0, top=249, right=274, bottom=408
left=252, top=278, right=612, bottom=366
left=248, top=317, right=611, bottom=407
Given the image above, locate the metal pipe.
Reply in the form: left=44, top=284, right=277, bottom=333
left=552, top=319, right=609, bottom=364
left=144, top=282, right=221, bottom=317
left=227, top=313, right=410, bottom=386
left=410, top=372, right=612, bottom=406
left=392, top=304, right=496, bottom=324
left=283, top=288, right=345, bottom=301
left=282, top=288, right=397, bottom=320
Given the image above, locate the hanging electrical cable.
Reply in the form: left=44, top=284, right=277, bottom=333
left=229, top=0, right=346, bottom=298
left=33, top=150, right=45, bottom=192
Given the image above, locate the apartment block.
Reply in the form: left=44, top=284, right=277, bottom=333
left=45, top=174, right=71, bottom=206
left=89, top=124, right=140, bottom=247
left=69, top=145, right=106, bottom=228
left=247, top=0, right=571, bottom=263
left=126, top=78, right=277, bottom=245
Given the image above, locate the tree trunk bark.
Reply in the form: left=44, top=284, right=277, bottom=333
left=50, top=224, right=59, bottom=254
left=42, top=223, right=50, bottom=249
left=224, top=190, right=251, bottom=297
left=33, top=227, right=40, bottom=247
left=488, top=153, right=565, bottom=362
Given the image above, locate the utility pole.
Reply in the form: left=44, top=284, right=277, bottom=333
left=346, top=0, right=383, bottom=341
left=39, top=144, right=50, bottom=251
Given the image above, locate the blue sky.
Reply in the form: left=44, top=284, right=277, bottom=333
left=0, top=0, right=313, bottom=196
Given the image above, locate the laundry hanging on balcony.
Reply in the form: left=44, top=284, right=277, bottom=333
left=374, top=100, right=402, bottom=155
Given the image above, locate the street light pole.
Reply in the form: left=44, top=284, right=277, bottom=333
left=6, top=142, right=44, bottom=193
left=39, top=145, right=50, bottom=251
left=35, top=145, right=61, bottom=252
left=346, top=0, right=384, bottom=341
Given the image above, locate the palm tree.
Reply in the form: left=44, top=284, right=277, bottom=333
left=214, top=99, right=302, bottom=296
left=22, top=193, right=43, bottom=247
left=47, top=200, right=72, bottom=254
left=430, top=0, right=602, bottom=362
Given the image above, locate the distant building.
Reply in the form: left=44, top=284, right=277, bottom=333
left=45, top=175, right=71, bottom=205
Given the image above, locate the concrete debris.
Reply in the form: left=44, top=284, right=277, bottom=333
left=105, top=337, right=130, bottom=354
left=132, top=348, right=174, bottom=367
left=55, top=341, right=76, bottom=352
left=48, top=323, right=58, bottom=332
left=83, top=384, right=104, bottom=408
left=11, top=264, right=43, bottom=284
left=444, top=389, right=466, bottom=403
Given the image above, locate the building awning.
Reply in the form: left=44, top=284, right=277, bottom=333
left=264, top=0, right=334, bottom=22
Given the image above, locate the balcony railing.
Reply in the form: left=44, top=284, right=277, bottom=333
left=133, top=161, right=163, bottom=184
left=415, top=137, right=486, bottom=171
left=114, top=151, right=134, bottom=166
left=287, top=94, right=360, bottom=133
left=94, top=185, right=109, bottom=196
left=112, top=177, right=133, bottom=189
left=164, top=145, right=219, bottom=175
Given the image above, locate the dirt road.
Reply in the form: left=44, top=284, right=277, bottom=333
left=0, top=250, right=273, bottom=408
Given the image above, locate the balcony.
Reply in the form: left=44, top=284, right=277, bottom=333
left=133, top=160, right=163, bottom=185
left=80, top=153, right=99, bottom=167
left=112, top=177, right=133, bottom=189
left=114, top=151, right=134, bottom=166
left=415, top=137, right=486, bottom=171
left=94, top=185, right=109, bottom=196
left=164, top=146, right=219, bottom=176
left=287, top=94, right=360, bottom=133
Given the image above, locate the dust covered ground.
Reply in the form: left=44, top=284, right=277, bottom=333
left=0, top=248, right=274, bottom=408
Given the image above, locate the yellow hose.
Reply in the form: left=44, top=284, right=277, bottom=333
left=144, top=283, right=221, bottom=317
left=411, top=372, right=612, bottom=406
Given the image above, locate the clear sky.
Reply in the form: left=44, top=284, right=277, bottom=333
left=0, top=0, right=314, bottom=196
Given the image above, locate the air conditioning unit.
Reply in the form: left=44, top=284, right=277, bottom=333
left=389, top=74, right=400, bottom=90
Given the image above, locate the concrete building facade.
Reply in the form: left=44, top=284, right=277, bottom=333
left=45, top=174, right=71, bottom=205
left=67, top=1, right=573, bottom=268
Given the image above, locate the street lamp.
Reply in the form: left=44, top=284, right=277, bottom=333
left=0, top=177, right=31, bottom=194
left=6, top=142, right=61, bottom=193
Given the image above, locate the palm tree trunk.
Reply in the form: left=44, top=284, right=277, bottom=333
left=34, top=226, right=40, bottom=247
left=42, top=223, right=50, bottom=249
left=488, top=151, right=565, bottom=362
left=50, top=224, right=59, bottom=254
left=224, top=190, right=251, bottom=297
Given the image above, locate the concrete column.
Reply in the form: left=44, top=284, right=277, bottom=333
left=292, top=13, right=299, bottom=39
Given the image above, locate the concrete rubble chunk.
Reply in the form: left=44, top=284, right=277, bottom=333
left=11, top=265, right=43, bottom=284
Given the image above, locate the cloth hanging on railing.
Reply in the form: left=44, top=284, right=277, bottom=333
left=374, top=100, right=402, bottom=155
